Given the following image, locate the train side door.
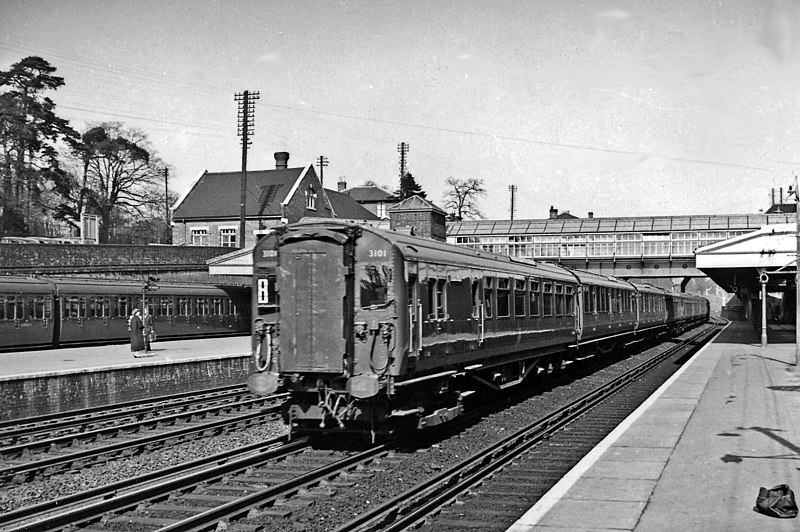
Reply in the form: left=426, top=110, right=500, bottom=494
left=574, top=285, right=583, bottom=341
left=408, top=275, right=421, bottom=354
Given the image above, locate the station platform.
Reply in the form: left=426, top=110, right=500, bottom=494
left=508, top=321, right=800, bottom=531
left=0, top=336, right=252, bottom=421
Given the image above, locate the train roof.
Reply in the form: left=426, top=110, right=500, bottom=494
left=0, top=276, right=244, bottom=297
left=281, top=221, right=706, bottom=301
left=284, top=220, right=578, bottom=283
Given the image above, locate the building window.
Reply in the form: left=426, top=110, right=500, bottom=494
left=305, top=185, right=317, bottom=210
left=220, top=228, right=237, bottom=247
left=191, top=228, right=208, bottom=246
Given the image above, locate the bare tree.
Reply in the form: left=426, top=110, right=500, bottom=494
left=442, top=177, right=486, bottom=220
left=58, top=122, right=164, bottom=242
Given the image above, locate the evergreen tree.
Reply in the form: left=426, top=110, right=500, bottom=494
left=0, top=56, right=78, bottom=235
left=395, top=172, right=426, bottom=200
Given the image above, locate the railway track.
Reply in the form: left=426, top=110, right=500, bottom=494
left=0, top=387, right=287, bottom=485
left=0, top=322, right=720, bottom=532
left=336, top=320, right=722, bottom=531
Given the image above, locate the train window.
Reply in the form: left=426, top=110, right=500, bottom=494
left=496, top=278, right=510, bottom=318
left=565, top=286, right=574, bottom=316
left=229, top=298, right=238, bottom=315
left=88, top=296, right=104, bottom=318
left=483, top=277, right=494, bottom=318
left=1, top=296, right=21, bottom=320
left=116, top=297, right=129, bottom=318
left=514, top=279, right=526, bottom=317
left=213, top=297, right=224, bottom=315
left=27, top=296, right=46, bottom=320
left=179, top=297, right=190, bottom=316
left=471, top=280, right=480, bottom=318
left=159, top=297, right=173, bottom=316
left=426, top=278, right=446, bottom=319
left=195, top=297, right=209, bottom=316
left=529, top=280, right=540, bottom=317
left=543, top=282, right=554, bottom=316
left=361, top=264, right=393, bottom=309
left=555, top=284, right=564, bottom=316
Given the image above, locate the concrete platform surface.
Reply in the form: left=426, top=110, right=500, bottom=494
left=0, top=335, right=251, bottom=380
left=508, top=321, right=800, bottom=531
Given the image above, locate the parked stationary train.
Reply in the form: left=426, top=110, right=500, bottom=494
left=0, top=276, right=250, bottom=351
left=247, top=221, right=709, bottom=439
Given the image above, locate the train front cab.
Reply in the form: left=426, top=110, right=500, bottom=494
left=279, top=225, right=408, bottom=435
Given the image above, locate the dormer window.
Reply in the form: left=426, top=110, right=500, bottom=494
left=305, top=184, right=317, bottom=210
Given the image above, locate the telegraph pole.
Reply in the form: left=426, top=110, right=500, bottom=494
left=509, top=184, right=517, bottom=221
left=317, top=155, right=328, bottom=187
left=235, top=90, right=260, bottom=249
left=397, top=142, right=409, bottom=179
left=164, top=167, right=171, bottom=244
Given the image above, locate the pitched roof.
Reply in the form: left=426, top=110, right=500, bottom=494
left=324, top=189, right=380, bottom=220
left=388, top=195, right=447, bottom=215
left=343, top=186, right=396, bottom=202
left=172, top=167, right=308, bottom=220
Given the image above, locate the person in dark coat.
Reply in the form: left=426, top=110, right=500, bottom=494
left=142, top=308, right=154, bottom=352
left=128, top=309, right=145, bottom=356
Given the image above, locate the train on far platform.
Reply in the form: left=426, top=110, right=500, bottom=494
left=0, top=276, right=250, bottom=351
left=247, top=220, right=709, bottom=441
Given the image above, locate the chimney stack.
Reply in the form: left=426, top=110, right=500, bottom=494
left=549, top=206, right=558, bottom=219
left=588, top=211, right=594, bottom=219
left=338, top=176, right=347, bottom=192
left=274, top=151, right=289, bottom=170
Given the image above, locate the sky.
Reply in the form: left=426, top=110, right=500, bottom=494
left=2, top=0, right=799, bottom=220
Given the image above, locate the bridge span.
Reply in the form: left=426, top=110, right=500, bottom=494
left=447, top=212, right=795, bottom=289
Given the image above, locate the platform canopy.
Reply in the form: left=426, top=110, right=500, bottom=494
left=207, top=245, right=255, bottom=276
left=695, top=223, right=796, bottom=295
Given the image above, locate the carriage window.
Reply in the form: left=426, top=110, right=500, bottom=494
left=472, top=280, right=480, bottom=318
left=28, top=296, right=46, bottom=320
left=529, top=280, right=540, bottom=317
left=555, top=284, right=565, bottom=316
left=178, top=297, right=190, bottom=316
left=565, top=286, right=574, bottom=316
left=497, top=278, right=511, bottom=318
left=213, top=298, right=224, bottom=315
left=117, top=296, right=130, bottom=318
left=230, top=298, right=238, bottom=315
left=514, top=279, right=526, bottom=317
left=195, top=297, right=209, bottom=316
left=361, top=264, right=392, bottom=309
left=2, top=296, right=17, bottom=320
left=483, top=277, right=494, bottom=318
left=543, top=282, right=554, bottom=316
left=427, top=278, right=446, bottom=319
left=160, top=297, right=173, bottom=317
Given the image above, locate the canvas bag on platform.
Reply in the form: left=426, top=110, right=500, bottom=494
left=755, top=484, right=798, bottom=519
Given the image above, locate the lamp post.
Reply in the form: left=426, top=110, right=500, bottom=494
left=789, top=177, right=799, bottom=366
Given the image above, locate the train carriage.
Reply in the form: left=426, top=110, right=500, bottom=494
left=0, top=277, right=57, bottom=350
left=0, top=276, right=250, bottom=351
left=249, top=221, right=709, bottom=439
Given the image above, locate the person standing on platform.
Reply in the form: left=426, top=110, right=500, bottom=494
left=128, top=309, right=144, bottom=357
left=142, top=308, right=154, bottom=353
